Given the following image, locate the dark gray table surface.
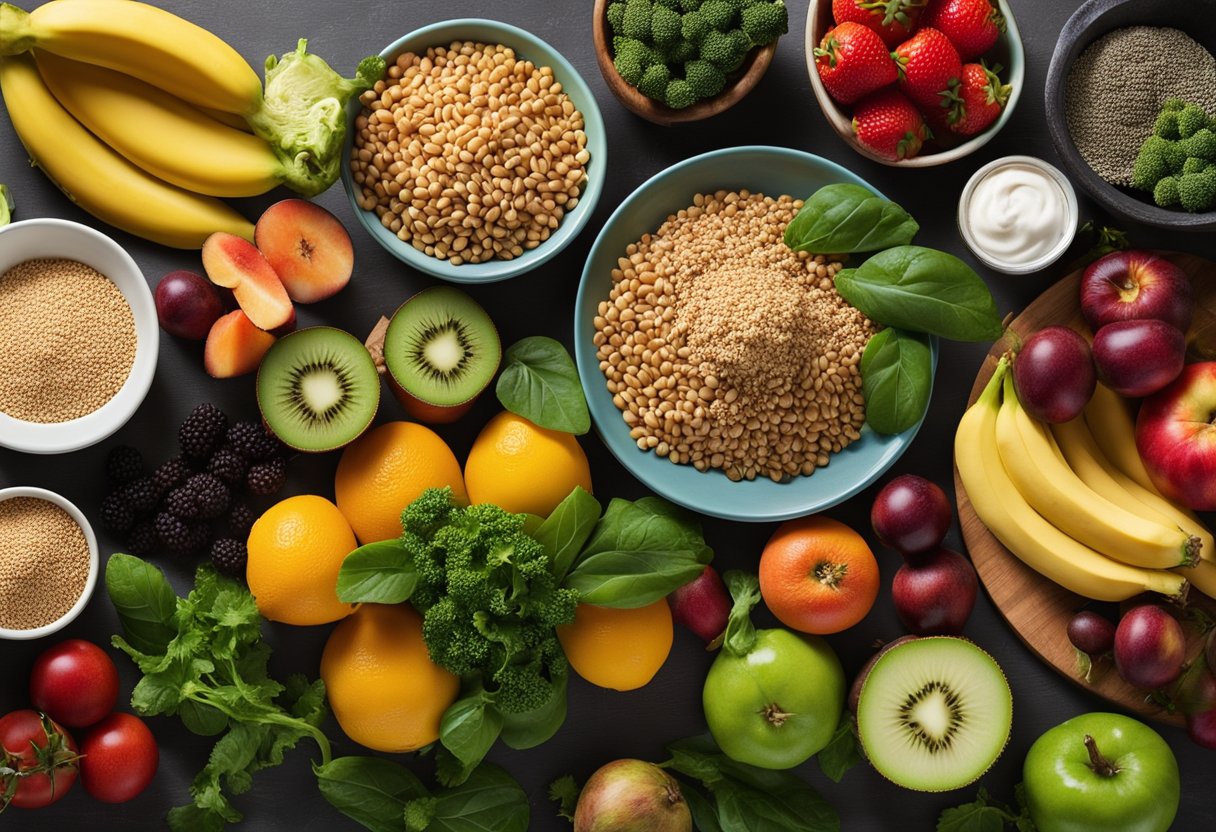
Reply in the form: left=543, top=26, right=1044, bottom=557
left=2, top=1, right=1214, bottom=830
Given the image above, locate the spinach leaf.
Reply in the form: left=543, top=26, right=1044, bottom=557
left=438, top=687, right=504, bottom=785
left=937, top=787, right=1034, bottom=832
left=499, top=670, right=568, bottom=751
left=684, top=786, right=727, bottom=832
left=860, top=328, right=933, bottom=435
left=337, top=539, right=417, bottom=604
left=784, top=183, right=919, bottom=254
left=315, top=756, right=429, bottom=832
left=835, top=246, right=1004, bottom=341
left=105, top=553, right=178, bottom=654
left=408, top=763, right=530, bottom=832
left=535, top=486, right=602, bottom=582
left=816, top=717, right=863, bottom=783
left=496, top=336, right=590, bottom=435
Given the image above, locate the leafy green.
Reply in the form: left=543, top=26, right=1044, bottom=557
left=438, top=686, right=503, bottom=786
left=835, top=246, right=1004, bottom=342
left=860, top=328, right=934, bottom=435
left=405, top=764, right=530, bottom=832
left=315, top=757, right=428, bottom=832
left=937, top=786, right=1035, bottom=832
left=720, top=570, right=762, bottom=657
left=337, top=539, right=417, bottom=604
left=495, top=336, right=591, bottom=434
left=565, top=497, right=712, bottom=608
left=816, top=717, right=862, bottom=783
left=499, top=669, right=569, bottom=751
left=0, top=184, right=12, bottom=226
left=535, top=486, right=602, bottom=582
left=105, top=555, right=331, bottom=831
left=548, top=775, right=580, bottom=822
left=784, top=184, right=919, bottom=254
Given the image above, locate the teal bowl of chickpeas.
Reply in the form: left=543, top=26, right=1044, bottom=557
left=341, top=19, right=607, bottom=283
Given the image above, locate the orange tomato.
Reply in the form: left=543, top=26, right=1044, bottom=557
left=758, top=515, right=879, bottom=635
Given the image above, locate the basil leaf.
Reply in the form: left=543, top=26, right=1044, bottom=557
left=860, top=328, right=933, bottom=435
left=427, top=763, right=530, bottom=832
left=496, top=336, right=590, bottom=434
left=438, top=688, right=503, bottom=777
left=500, top=670, right=568, bottom=750
left=105, top=553, right=178, bottom=655
left=685, top=786, right=727, bottom=832
left=784, top=183, right=918, bottom=254
left=337, top=539, right=417, bottom=604
left=816, top=717, right=862, bottom=783
left=835, top=246, right=1004, bottom=341
left=315, top=756, right=428, bottom=832
left=535, top=487, right=602, bottom=582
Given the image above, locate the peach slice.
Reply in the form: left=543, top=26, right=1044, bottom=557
left=202, top=231, right=294, bottom=331
left=254, top=199, right=353, bottom=303
left=204, top=309, right=276, bottom=378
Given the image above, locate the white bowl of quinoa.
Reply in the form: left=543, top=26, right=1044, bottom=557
left=574, top=146, right=937, bottom=522
left=0, top=218, right=158, bottom=454
left=0, top=487, right=99, bottom=640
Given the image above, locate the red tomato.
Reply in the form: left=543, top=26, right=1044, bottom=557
left=79, top=713, right=158, bottom=803
left=0, top=710, right=79, bottom=809
left=29, top=639, right=120, bottom=728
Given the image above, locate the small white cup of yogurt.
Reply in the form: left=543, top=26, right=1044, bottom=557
left=958, top=156, right=1079, bottom=275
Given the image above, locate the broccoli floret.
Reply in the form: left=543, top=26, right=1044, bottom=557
left=679, top=0, right=702, bottom=10
left=1154, top=109, right=1180, bottom=140
left=1131, top=135, right=1175, bottom=190
left=741, top=0, right=787, bottom=45
left=651, top=3, right=682, bottom=45
left=1178, top=168, right=1216, bottom=212
left=613, top=36, right=651, bottom=85
left=637, top=62, right=671, bottom=100
left=684, top=58, right=726, bottom=99
left=681, top=10, right=710, bottom=43
left=1183, top=127, right=1216, bottom=162
left=1177, top=103, right=1208, bottom=138
left=606, top=1, right=627, bottom=32
left=700, top=0, right=738, bottom=31
left=1163, top=97, right=1185, bottom=113
left=1183, top=157, right=1211, bottom=175
left=700, top=27, right=749, bottom=71
left=665, top=78, right=697, bottom=109
left=663, top=38, right=697, bottom=63
left=1154, top=175, right=1180, bottom=208
left=655, top=0, right=681, bottom=7
left=622, top=0, right=653, bottom=40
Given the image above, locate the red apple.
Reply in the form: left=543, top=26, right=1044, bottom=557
left=201, top=232, right=294, bottom=331
left=1136, top=362, right=1216, bottom=510
left=1080, top=250, right=1194, bottom=333
left=254, top=199, right=353, bottom=303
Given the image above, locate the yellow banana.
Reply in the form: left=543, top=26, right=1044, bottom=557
left=955, top=360, right=1187, bottom=602
left=0, top=54, right=253, bottom=248
left=0, top=0, right=261, bottom=114
left=996, top=386, right=1198, bottom=569
left=1084, top=382, right=1157, bottom=491
left=36, top=51, right=282, bottom=198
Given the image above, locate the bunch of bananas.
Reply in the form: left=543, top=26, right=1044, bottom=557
left=0, top=0, right=382, bottom=248
left=957, top=358, right=1216, bottom=602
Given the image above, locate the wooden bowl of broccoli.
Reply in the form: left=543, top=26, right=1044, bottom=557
left=593, top=0, right=786, bottom=125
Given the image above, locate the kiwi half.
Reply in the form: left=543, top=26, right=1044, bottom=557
left=856, top=636, right=1012, bottom=792
left=384, top=286, right=500, bottom=423
left=257, top=326, right=380, bottom=452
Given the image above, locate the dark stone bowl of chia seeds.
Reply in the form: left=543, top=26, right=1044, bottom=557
left=1046, top=0, right=1216, bottom=231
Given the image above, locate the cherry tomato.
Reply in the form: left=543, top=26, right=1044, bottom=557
left=0, top=710, right=79, bottom=809
left=30, top=639, right=119, bottom=728
left=79, top=713, right=158, bottom=804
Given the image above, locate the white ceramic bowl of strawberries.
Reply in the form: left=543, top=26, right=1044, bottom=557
left=806, top=0, right=1025, bottom=166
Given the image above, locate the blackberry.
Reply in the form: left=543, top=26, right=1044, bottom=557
left=155, top=512, right=193, bottom=551
left=227, top=503, right=256, bottom=537
left=226, top=421, right=280, bottom=462
left=125, top=520, right=159, bottom=556
left=164, top=485, right=199, bottom=520
left=105, top=445, right=144, bottom=484
left=187, top=473, right=231, bottom=519
left=246, top=457, right=287, bottom=496
left=101, top=492, right=136, bottom=534
left=178, top=403, right=228, bottom=459
left=153, top=456, right=192, bottom=494
left=183, top=521, right=213, bottom=555
left=210, top=538, right=248, bottom=578
left=120, top=477, right=161, bottom=515
left=207, top=448, right=248, bottom=488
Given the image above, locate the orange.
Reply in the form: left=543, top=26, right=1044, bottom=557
left=320, top=603, right=459, bottom=753
left=464, top=411, right=592, bottom=517
left=557, top=601, right=673, bottom=691
left=334, top=421, right=467, bottom=544
left=246, top=494, right=357, bottom=626
left=758, top=515, right=879, bottom=635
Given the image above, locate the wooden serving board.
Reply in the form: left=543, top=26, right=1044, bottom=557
left=954, top=252, right=1216, bottom=725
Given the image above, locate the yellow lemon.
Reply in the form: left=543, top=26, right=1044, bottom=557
left=320, top=603, right=459, bottom=752
left=246, top=495, right=356, bottom=626
left=464, top=411, right=592, bottom=516
left=557, top=601, right=674, bottom=691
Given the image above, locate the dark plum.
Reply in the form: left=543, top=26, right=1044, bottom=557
left=1080, top=250, right=1194, bottom=333
left=668, top=566, right=730, bottom=645
left=1113, top=605, right=1186, bottom=690
left=890, top=547, right=978, bottom=635
left=155, top=270, right=225, bottom=340
left=870, top=474, right=952, bottom=555
left=1186, top=707, right=1216, bottom=750
left=1092, top=320, right=1186, bottom=399
left=1067, top=610, right=1116, bottom=657
left=1012, top=326, right=1096, bottom=423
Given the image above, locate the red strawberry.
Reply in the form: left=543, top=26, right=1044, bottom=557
left=893, top=27, right=963, bottom=111
left=852, top=88, right=931, bottom=161
left=922, top=0, right=1005, bottom=61
left=814, top=22, right=900, bottom=105
left=832, top=0, right=928, bottom=49
left=947, top=62, right=1011, bottom=136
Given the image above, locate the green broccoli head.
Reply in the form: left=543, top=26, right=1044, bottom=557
left=1153, top=175, right=1181, bottom=208
left=651, top=4, right=683, bottom=45
left=679, top=0, right=703, bottom=10
left=700, top=27, right=750, bottom=72
left=663, top=38, right=698, bottom=64
left=1163, top=97, right=1185, bottom=113
left=622, top=0, right=654, bottom=40
left=681, top=10, right=710, bottom=43
left=1131, top=135, right=1178, bottom=191
left=613, top=36, right=651, bottom=85
left=1177, top=103, right=1209, bottom=139
left=1183, top=127, right=1216, bottom=162
left=684, top=58, right=726, bottom=99
left=655, top=0, right=682, bottom=7
left=665, top=78, right=697, bottom=109
left=1154, top=109, right=1181, bottom=140
left=741, top=0, right=787, bottom=45
left=1178, top=168, right=1216, bottom=212
left=606, top=1, right=627, bottom=32
left=700, top=0, right=738, bottom=31
left=1182, top=157, right=1211, bottom=176
left=637, top=62, right=672, bottom=100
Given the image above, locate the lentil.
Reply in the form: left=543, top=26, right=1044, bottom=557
left=0, top=258, right=136, bottom=423
left=1065, top=27, right=1216, bottom=186
left=350, top=41, right=590, bottom=265
left=594, top=191, right=873, bottom=483
left=0, top=497, right=90, bottom=630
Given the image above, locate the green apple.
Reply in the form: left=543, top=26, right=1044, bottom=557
left=1023, top=712, right=1179, bottom=832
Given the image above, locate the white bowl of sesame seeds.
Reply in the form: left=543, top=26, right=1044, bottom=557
left=0, top=218, right=159, bottom=454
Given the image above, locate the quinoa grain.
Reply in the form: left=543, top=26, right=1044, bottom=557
left=0, top=497, right=91, bottom=631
